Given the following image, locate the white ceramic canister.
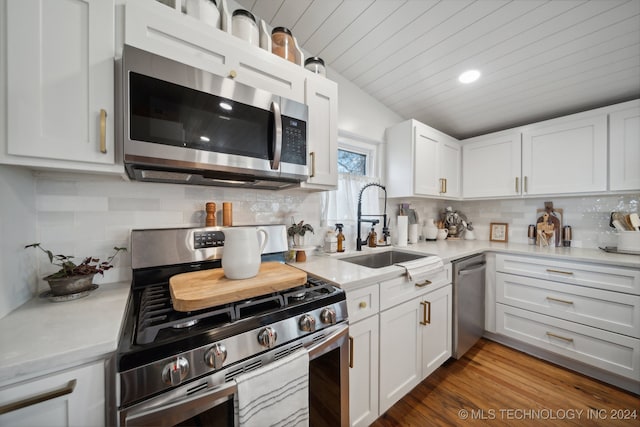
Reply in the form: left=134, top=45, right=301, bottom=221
left=232, top=9, right=259, bottom=46
left=423, top=218, right=438, bottom=241
left=185, top=0, right=220, bottom=29
left=222, top=227, right=268, bottom=279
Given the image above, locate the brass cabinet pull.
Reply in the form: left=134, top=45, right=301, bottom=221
left=228, top=70, right=237, bottom=79
left=524, top=176, right=528, bottom=193
left=415, top=279, right=432, bottom=288
left=420, top=301, right=431, bottom=325
left=546, top=269, right=574, bottom=276
left=442, top=178, right=447, bottom=194
left=546, top=332, right=574, bottom=343
left=358, top=301, right=367, bottom=309
left=99, top=109, right=107, bottom=154
left=310, top=151, right=316, bottom=178
left=546, top=296, right=574, bottom=305
left=0, top=379, right=76, bottom=415
left=515, top=177, right=519, bottom=193
left=348, top=336, right=354, bottom=368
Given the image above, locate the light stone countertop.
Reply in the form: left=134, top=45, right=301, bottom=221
left=0, top=281, right=130, bottom=386
left=290, top=240, right=640, bottom=290
left=1, top=241, right=637, bottom=387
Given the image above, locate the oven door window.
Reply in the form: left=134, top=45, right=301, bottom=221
left=129, top=72, right=271, bottom=160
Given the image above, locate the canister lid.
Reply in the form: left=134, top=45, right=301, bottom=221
left=232, top=9, right=256, bottom=23
left=272, top=26, right=293, bottom=36
left=305, top=57, right=325, bottom=67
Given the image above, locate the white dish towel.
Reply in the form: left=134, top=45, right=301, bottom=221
left=395, top=256, right=444, bottom=282
left=235, top=349, right=309, bottom=427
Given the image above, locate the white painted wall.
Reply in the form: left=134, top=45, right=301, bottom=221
left=0, top=166, right=38, bottom=318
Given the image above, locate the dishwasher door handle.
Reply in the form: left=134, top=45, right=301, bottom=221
left=458, top=263, right=486, bottom=276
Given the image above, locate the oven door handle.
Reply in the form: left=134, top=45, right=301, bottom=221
left=306, top=323, right=349, bottom=361
left=121, top=381, right=237, bottom=427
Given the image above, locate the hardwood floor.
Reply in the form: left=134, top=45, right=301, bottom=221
left=371, top=339, right=639, bottom=426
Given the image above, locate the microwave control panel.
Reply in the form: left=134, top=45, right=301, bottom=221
left=281, top=116, right=307, bottom=166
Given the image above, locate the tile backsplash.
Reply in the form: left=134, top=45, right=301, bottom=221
left=3, top=166, right=638, bottom=318
left=33, top=172, right=323, bottom=288
left=394, top=194, right=639, bottom=248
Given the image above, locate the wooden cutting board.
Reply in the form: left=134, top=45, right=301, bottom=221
left=169, top=262, right=307, bottom=312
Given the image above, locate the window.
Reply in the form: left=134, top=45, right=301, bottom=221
left=338, top=149, right=367, bottom=175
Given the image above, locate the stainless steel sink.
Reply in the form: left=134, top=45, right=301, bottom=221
left=339, top=250, right=428, bottom=269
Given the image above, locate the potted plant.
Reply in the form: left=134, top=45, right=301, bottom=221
left=25, top=243, right=126, bottom=296
left=287, top=220, right=314, bottom=247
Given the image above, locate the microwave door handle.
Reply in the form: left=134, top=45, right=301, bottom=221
left=270, top=101, right=283, bottom=170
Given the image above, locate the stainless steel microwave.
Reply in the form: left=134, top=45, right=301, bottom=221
left=118, top=45, right=308, bottom=189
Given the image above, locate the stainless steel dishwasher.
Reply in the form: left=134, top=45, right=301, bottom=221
left=452, top=253, right=486, bottom=359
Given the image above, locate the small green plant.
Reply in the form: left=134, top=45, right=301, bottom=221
left=25, top=243, right=127, bottom=279
left=287, top=220, right=314, bottom=237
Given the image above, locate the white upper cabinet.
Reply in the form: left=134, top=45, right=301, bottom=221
left=462, top=131, right=522, bottom=198
left=300, top=74, right=338, bottom=190
left=124, top=0, right=305, bottom=103
left=609, top=100, right=640, bottom=192
left=386, top=119, right=460, bottom=199
left=1, top=0, right=118, bottom=172
left=522, top=112, right=607, bottom=195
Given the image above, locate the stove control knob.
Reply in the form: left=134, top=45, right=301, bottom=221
left=258, top=327, right=277, bottom=348
left=299, top=314, right=316, bottom=332
left=204, top=343, right=227, bottom=369
left=161, top=357, right=189, bottom=386
left=320, top=308, right=337, bottom=325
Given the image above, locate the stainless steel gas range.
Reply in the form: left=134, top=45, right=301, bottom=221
left=113, top=226, right=349, bottom=427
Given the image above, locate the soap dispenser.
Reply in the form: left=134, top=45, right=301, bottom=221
left=368, top=226, right=377, bottom=248
left=335, top=224, right=345, bottom=253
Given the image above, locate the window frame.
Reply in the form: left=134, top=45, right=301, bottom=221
left=337, top=133, right=379, bottom=178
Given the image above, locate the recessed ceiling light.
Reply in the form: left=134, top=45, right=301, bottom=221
left=458, top=69, right=481, bottom=84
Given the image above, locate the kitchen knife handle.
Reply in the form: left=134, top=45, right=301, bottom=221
left=99, top=109, right=107, bottom=154
left=270, top=101, right=282, bottom=170
left=515, top=177, right=519, bottom=193
left=420, top=301, right=431, bottom=325
left=0, top=380, right=76, bottom=415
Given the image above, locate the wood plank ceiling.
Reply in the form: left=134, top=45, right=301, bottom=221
left=235, top=0, right=640, bottom=139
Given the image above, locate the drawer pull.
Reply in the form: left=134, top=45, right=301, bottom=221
left=546, top=269, right=574, bottom=276
left=358, top=301, right=367, bottom=309
left=0, top=379, right=76, bottom=415
left=348, top=336, right=354, bottom=368
left=415, top=279, right=432, bottom=288
left=515, top=177, right=519, bottom=193
left=546, top=332, right=574, bottom=343
left=99, top=109, right=107, bottom=153
left=420, top=301, right=431, bottom=325
left=546, top=296, right=574, bottom=305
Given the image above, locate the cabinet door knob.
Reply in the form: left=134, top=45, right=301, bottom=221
left=99, top=109, right=107, bottom=154
left=228, top=70, right=237, bottom=79
left=358, top=301, right=367, bottom=309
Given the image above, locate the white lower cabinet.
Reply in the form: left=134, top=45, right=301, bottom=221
left=379, top=282, right=452, bottom=414
left=349, top=315, right=379, bottom=427
left=347, top=283, right=380, bottom=427
left=496, top=305, right=640, bottom=380
left=495, top=253, right=640, bottom=383
left=0, top=361, right=105, bottom=427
